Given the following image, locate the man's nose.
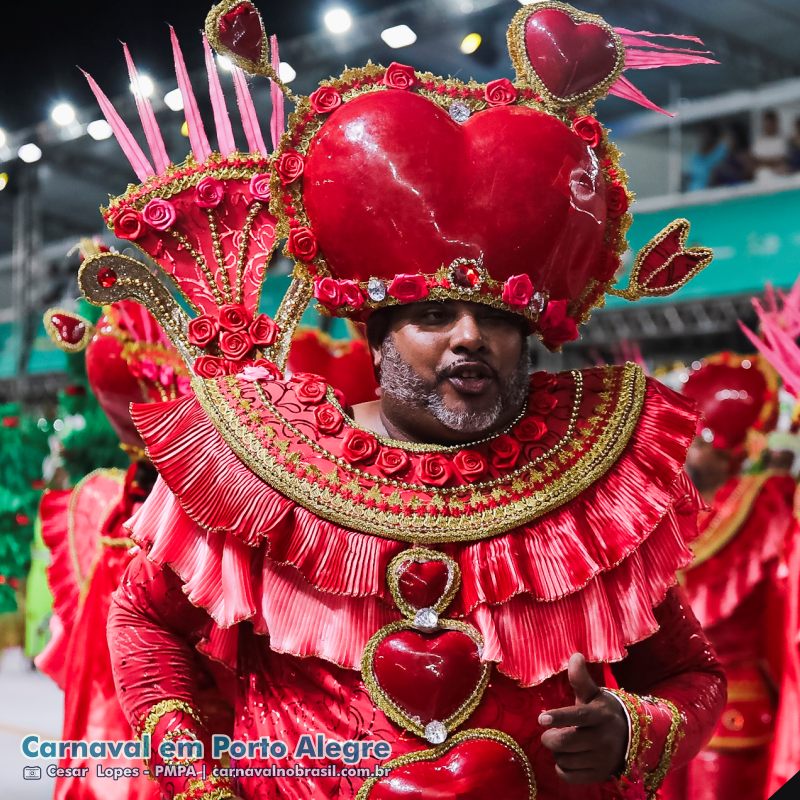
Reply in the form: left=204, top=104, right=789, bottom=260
left=450, top=310, right=486, bottom=352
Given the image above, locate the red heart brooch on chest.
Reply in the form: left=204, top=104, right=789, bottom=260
left=507, top=2, right=624, bottom=107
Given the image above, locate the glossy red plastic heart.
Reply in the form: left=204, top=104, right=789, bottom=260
left=49, top=313, right=87, bottom=345
left=524, top=8, right=619, bottom=100
left=363, top=735, right=533, bottom=799
left=372, top=629, right=482, bottom=724
left=303, top=91, right=608, bottom=304
left=218, top=2, right=265, bottom=65
left=396, top=559, right=450, bottom=610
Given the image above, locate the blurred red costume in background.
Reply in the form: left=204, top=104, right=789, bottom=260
left=73, top=3, right=730, bottom=798
left=661, top=353, right=795, bottom=800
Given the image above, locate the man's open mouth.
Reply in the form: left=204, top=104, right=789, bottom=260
left=441, top=362, right=497, bottom=396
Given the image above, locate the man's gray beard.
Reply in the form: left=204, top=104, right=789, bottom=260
left=379, top=337, right=530, bottom=435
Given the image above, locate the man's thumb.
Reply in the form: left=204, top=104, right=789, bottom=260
left=567, top=652, right=599, bottom=705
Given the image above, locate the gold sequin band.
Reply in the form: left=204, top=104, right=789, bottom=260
left=136, top=698, right=203, bottom=741
left=644, top=697, right=684, bottom=797
left=172, top=774, right=235, bottom=800
left=161, top=727, right=202, bottom=766
left=602, top=688, right=643, bottom=778
left=120, top=442, right=149, bottom=462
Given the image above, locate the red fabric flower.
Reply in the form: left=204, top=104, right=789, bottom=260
left=288, top=226, right=318, bottom=262
left=376, top=448, right=412, bottom=478
left=531, top=392, right=558, bottom=416
left=339, top=280, right=365, bottom=309
left=388, top=274, right=429, bottom=303
left=417, top=453, right=454, bottom=486
left=453, top=449, right=488, bottom=482
left=383, top=62, right=418, bottom=90
left=538, top=299, right=579, bottom=349
left=314, top=277, right=342, bottom=308
left=194, top=355, right=229, bottom=378
left=276, top=151, right=305, bottom=185
left=142, top=198, right=177, bottom=231
left=485, top=78, right=517, bottom=106
left=219, top=330, right=253, bottom=360
left=195, top=176, right=224, bottom=208
left=218, top=304, right=250, bottom=332
left=249, top=173, right=272, bottom=202
left=572, top=115, right=603, bottom=148
left=187, top=314, right=220, bottom=348
left=606, top=184, right=630, bottom=218
left=516, top=417, right=547, bottom=442
left=488, top=435, right=521, bottom=469
left=309, top=86, right=343, bottom=114
left=295, top=377, right=328, bottom=405
left=314, top=403, right=344, bottom=436
left=113, top=209, right=144, bottom=241
left=341, top=429, right=379, bottom=464
left=531, top=372, right=557, bottom=391
left=249, top=314, right=279, bottom=346
left=502, top=274, right=534, bottom=308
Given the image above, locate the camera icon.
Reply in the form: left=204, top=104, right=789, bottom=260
left=23, top=766, right=42, bottom=780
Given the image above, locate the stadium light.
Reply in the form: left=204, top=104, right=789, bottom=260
left=51, top=102, right=76, bottom=126
left=324, top=7, right=352, bottom=34
left=460, top=33, right=482, bottom=54
left=381, top=25, right=417, bottom=49
left=164, top=88, right=184, bottom=111
left=87, top=120, right=113, bottom=141
left=18, top=143, right=43, bottom=163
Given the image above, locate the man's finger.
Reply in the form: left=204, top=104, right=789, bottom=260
left=540, top=726, right=598, bottom=753
left=567, top=652, right=600, bottom=705
left=538, top=702, right=604, bottom=728
left=554, top=765, right=604, bottom=785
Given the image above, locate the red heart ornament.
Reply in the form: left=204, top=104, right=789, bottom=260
left=372, top=628, right=483, bottom=725
left=206, top=0, right=268, bottom=71
left=518, top=6, right=622, bottom=103
left=50, top=313, right=87, bottom=346
left=302, top=91, right=608, bottom=306
left=397, top=559, right=451, bottom=611
left=358, top=730, right=535, bottom=800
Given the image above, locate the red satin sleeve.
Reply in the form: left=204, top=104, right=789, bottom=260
left=610, top=586, right=727, bottom=790
left=108, top=551, right=234, bottom=799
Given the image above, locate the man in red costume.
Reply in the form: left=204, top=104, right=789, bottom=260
left=72, top=3, right=728, bottom=798
left=661, top=353, right=795, bottom=800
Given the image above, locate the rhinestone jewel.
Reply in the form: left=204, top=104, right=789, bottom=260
left=424, top=720, right=448, bottom=744
left=530, top=291, right=547, bottom=314
left=449, top=102, right=471, bottom=124
left=97, top=267, right=118, bottom=288
left=451, top=263, right=480, bottom=290
left=367, top=277, right=387, bottom=302
left=413, top=607, right=439, bottom=630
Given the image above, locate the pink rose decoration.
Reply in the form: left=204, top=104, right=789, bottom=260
left=249, top=173, right=271, bottom=202
left=249, top=314, right=279, bottom=346
left=113, top=209, right=144, bottom=241
left=195, top=176, right=224, bottom=208
left=218, top=303, right=250, bottom=332
left=388, top=274, right=429, bottom=303
left=383, top=63, right=417, bottom=90
left=141, top=198, right=177, bottom=231
left=502, top=274, right=534, bottom=308
left=188, top=314, right=220, bottom=348
left=314, top=277, right=342, bottom=308
left=219, top=330, right=253, bottom=360
left=485, top=78, right=517, bottom=106
left=309, top=86, right=343, bottom=114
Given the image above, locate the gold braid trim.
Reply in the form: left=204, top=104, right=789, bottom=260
left=172, top=774, right=235, bottom=800
left=603, top=688, right=643, bottom=778
left=644, top=697, right=684, bottom=797
left=136, top=699, right=202, bottom=740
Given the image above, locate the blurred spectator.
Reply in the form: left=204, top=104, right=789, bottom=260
left=788, top=115, right=800, bottom=173
left=752, top=109, right=788, bottom=182
left=711, top=123, right=753, bottom=186
left=685, top=122, right=728, bottom=192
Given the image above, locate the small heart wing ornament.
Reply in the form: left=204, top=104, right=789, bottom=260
left=205, top=0, right=270, bottom=76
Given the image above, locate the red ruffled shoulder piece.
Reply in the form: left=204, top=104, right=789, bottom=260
left=36, top=470, right=125, bottom=686
left=129, top=366, right=702, bottom=685
left=681, top=471, right=795, bottom=629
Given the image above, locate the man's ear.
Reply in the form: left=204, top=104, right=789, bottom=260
left=370, top=338, right=383, bottom=374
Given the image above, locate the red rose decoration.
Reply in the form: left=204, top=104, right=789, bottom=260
left=249, top=314, right=279, bottom=346
left=188, top=314, right=220, bottom=348
left=142, top=198, right=177, bottom=231
left=516, top=418, right=547, bottom=442
left=313, top=277, right=342, bottom=308
left=309, top=86, right=343, bottom=114
left=249, top=173, right=271, bottom=202
left=388, top=274, right=429, bottom=303
left=538, top=300, right=579, bottom=349
left=342, top=429, right=379, bottom=464
left=502, top=274, right=534, bottom=308
left=531, top=372, right=557, bottom=392
left=314, top=403, right=344, bottom=436
left=383, top=62, right=417, bottom=90
left=606, top=184, right=630, bottom=218
left=531, top=392, right=558, bottom=416
left=417, top=453, right=454, bottom=486
left=485, top=78, right=517, bottom=107
left=195, top=176, right=224, bottom=208
left=219, top=330, right=253, bottom=360
left=488, top=435, right=521, bottom=470
left=218, top=303, right=250, bottom=332
left=376, top=448, right=412, bottom=478
left=194, top=355, right=229, bottom=378
left=339, top=280, right=365, bottom=309
left=453, top=449, right=488, bottom=483
left=295, top=377, right=328, bottom=405
left=113, top=209, right=144, bottom=241
left=571, top=115, right=603, bottom=149
left=276, top=150, right=305, bottom=185
left=288, top=226, right=318, bottom=262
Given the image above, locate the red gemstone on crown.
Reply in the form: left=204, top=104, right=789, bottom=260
left=50, top=313, right=86, bottom=345
left=397, top=559, right=451, bottom=610
left=218, top=2, right=265, bottom=65
left=97, top=267, right=118, bottom=288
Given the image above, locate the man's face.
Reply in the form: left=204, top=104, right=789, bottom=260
left=372, top=301, right=529, bottom=444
